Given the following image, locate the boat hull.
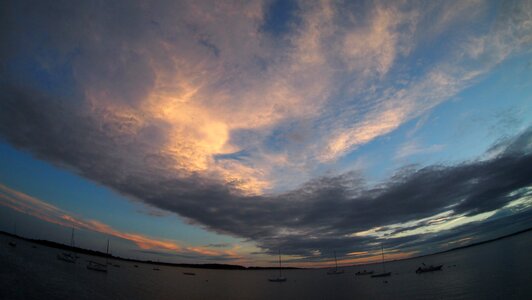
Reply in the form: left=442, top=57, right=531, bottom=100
left=87, top=265, right=107, bottom=272
left=355, top=271, right=374, bottom=276
left=416, top=265, right=443, bottom=273
left=371, top=272, right=391, bottom=278
left=87, top=261, right=108, bottom=273
left=268, top=277, right=287, bottom=282
left=57, top=253, right=76, bottom=263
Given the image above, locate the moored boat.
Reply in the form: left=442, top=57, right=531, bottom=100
left=268, top=250, right=287, bottom=282
left=87, top=239, right=109, bottom=273
left=416, top=264, right=443, bottom=273
left=87, top=261, right=108, bottom=273
left=355, top=270, right=374, bottom=276
left=57, top=227, right=77, bottom=263
left=57, top=252, right=76, bottom=263
left=371, top=245, right=392, bottom=278
left=371, top=271, right=391, bottom=277
left=268, top=277, right=287, bottom=282
left=326, top=251, right=345, bottom=275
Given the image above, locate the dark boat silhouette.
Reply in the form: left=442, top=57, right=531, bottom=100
left=416, top=264, right=443, bottom=273
left=87, top=239, right=109, bottom=273
left=268, top=250, right=287, bottom=282
left=87, top=261, right=108, bottom=273
left=355, top=270, right=374, bottom=276
left=326, top=251, right=345, bottom=275
left=57, top=227, right=77, bottom=263
left=371, top=245, right=391, bottom=278
left=9, top=222, right=17, bottom=247
left=371, top=271, right=391, bottom=277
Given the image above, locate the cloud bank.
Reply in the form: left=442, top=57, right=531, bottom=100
left=1, top=0, right=531, bottom=261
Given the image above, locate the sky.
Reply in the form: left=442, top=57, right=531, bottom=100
left=0, top=0, right=531, bottom=267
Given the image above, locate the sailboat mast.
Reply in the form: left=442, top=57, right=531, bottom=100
left=381, top=245, right=385, bottom=273
left=334, top=251, right=338, bottom=270
left=278, top=249, right=282, bottom=277
left=70, top=227, right=75, bottom=248
left=106, top=239, right=110, bottom=264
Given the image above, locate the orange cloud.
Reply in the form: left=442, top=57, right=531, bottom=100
left=0, top=183, right=240, bottom=258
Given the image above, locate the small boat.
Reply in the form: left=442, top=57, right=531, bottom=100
left=371, top=245, right=391, bottom=278
left=57, top=252, right=76, bottom=263
left=183, top=272, right=196, bottom=276
left=153, top=259, right=161, bottom=271
left=58, top=227, right=77, bottom=263
left=355, top=270, right=374, bottom=276
left=87, top=261, right=108, bottom=273
left=134, top=265, right=139, bottom=268
left=9, top=222, right=17, bottom=247
left=87, top=239, right=109, bottom=273
left=416, top=264, right=443, bottom=273
left=326, top=251, right=345, bottom=275
left=371, top=271, right=391, bottom=277
left=268, top=250, right=287, bottom=282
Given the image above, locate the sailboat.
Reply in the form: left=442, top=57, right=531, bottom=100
left=371, top=245, right=391, bottom=278
left=268, top=250, right=287, bottom=282
left=355, top=269, right=374, bottom=276
left=416, top=263, right=443, bottom=273
left=153, top=259, right=161, bottom=271
left=8, top=222, right=16, bottom=247
left=326, top=251, right=345, bottom=275
left=87, top=239, right=109, bottom=273
left=57, top=227, right=77, bottom=263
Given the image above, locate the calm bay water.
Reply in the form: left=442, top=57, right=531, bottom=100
left=1, top=231, right=531, bottom=300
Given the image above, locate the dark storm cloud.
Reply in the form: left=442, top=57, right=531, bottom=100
left=1, top=83, right=531, bottom=258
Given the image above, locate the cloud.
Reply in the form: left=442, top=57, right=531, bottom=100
left=103, top=129, right=532, bottom=258
left=0, top=183, right=241, bottom=260
left=395, top=141, right=445, bottom=160
left=1, top=0, right=532, bottom=263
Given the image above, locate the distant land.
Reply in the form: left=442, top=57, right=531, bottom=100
left=2, top=227, right=531, bottom=270
left=0, top=231, right=299, bottom=270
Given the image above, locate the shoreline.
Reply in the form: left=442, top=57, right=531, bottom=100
left=2, top=227, right=531, bottom=270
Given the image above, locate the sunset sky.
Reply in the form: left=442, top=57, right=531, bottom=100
left=1, top=0, right=531, bottom=267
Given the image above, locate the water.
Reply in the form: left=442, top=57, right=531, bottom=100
left=1, top=231, right=531, bottom=299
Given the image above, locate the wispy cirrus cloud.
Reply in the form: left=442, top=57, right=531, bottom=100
left=395, top=141, right=445, bottom=160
